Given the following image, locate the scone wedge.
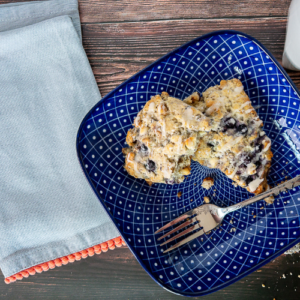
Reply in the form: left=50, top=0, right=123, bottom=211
left=122, top=92, right=210, bottom=185
left=185, top=79, right=273, bottom=194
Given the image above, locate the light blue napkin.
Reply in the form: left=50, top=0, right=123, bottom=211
left=0, top=0, right=119, bottom=279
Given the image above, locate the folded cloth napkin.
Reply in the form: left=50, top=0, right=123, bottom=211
left=282, top=0, right=300, bottom=71
left=0, top=0, right=122, bottom=283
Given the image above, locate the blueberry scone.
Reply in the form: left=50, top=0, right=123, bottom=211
left=184, top=79, right=273, bottom=194
left=122, top=92, right=210, bottom=185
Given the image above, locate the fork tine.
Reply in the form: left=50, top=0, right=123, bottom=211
left=157, top=217, right=197, bottom=241
left=163, top=229, right=205, bottom=253
left=154, top=209, right=195, bottom=235
left=160, top=223, right=200, bottom=246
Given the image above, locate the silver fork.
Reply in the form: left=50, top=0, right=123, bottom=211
left=155, top=175, right=300, bottom=253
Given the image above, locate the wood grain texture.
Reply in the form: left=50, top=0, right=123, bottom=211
left=0, top=248, right=299, bottom=300
left=78, top=0, right=293, bottom=22
left=81, top=18, right=300, bottom=96
left=0, top=0, right=293, bottom=22
left=0, top=0, right=300, bottom=299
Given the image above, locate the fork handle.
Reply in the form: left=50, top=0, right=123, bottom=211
left=221, top=174, right=300, bottom=216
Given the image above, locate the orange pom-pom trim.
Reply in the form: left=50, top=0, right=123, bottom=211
left=4, top=236, right=125, bottom=284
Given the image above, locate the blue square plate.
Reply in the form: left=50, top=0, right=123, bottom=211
left=76, top=31, right=300, bottom=297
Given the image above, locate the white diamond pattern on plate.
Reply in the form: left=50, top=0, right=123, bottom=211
left=77, top=32, right=300, bottom=296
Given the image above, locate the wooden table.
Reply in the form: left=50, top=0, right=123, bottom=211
left=0, top=0, right=300, bottom=299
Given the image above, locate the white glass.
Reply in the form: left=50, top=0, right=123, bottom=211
left=283, top=0, right=300, bottom=71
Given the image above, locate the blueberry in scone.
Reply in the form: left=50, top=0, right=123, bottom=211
left=184, top=79, right=273, bottom=194
left=123, top=79, right=272, bottom=195
left=122, top=92, right=210, bottom=185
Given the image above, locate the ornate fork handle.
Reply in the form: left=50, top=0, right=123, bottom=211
left=222, top=175, right=300, bottom=216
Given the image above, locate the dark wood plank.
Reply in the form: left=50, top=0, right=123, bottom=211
left=78, top=0, right=293, bottom=22
left=81, top=18, right=300, bottom=96
left=0, top=248, right=299, bottom=300
left=0, top=0, right=292, bottom=22
left=0, top=1, right=299, bottom=299
left=0, top=0, right=298, bottom=96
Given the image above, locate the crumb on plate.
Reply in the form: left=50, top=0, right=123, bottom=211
left=264, top=195, right=275, bottom=204
left=204, top=196, right=210, bottom=203
left=201, top=177, right=214, bottom=190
